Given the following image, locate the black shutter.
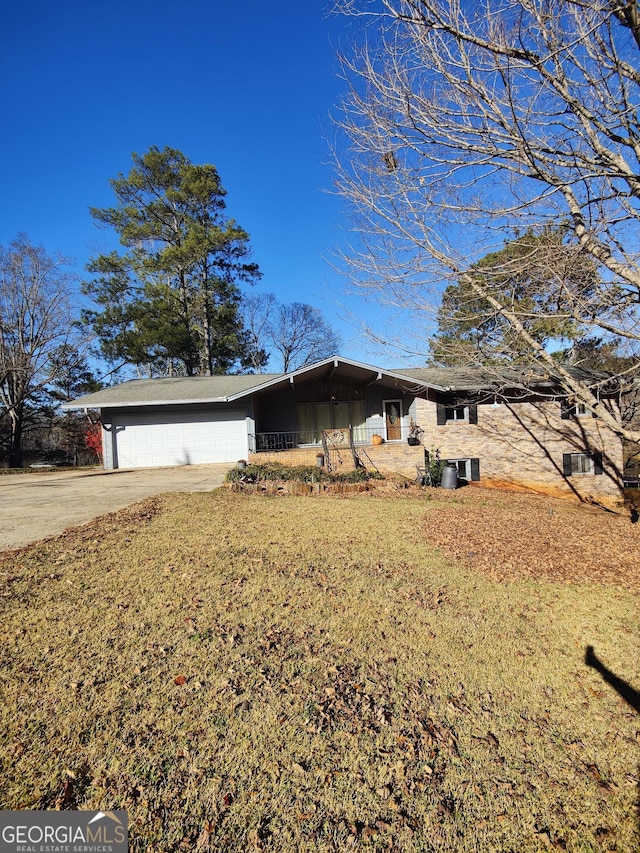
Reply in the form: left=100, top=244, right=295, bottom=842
left=470, top=458, right=480, bottom=481
left=563, top=453, right=573, bottom=477
left=468, top=404, right=478, bottom=425
left=436, top=403, right=447, bottom=425
left=560, top=400, right=572, bottom=419
left=593, top=452, right=603, bottom=476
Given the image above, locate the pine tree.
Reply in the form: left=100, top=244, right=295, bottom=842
left=430, top=229, right=598, bottom=365
left=83, top=146, right=260, bottom=376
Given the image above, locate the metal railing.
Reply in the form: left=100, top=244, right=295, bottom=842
left=249, top=427, right=419, bottom=453
left=249, top=432, right=310, bottom=453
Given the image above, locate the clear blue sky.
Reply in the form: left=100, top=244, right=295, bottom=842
left=0, top=0, right=417, bottom=367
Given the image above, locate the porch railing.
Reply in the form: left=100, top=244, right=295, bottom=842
left=249, top=426, right=417, bottom=453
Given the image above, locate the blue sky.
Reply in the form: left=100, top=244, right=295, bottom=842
left=0, top=0, right=418, bottom=368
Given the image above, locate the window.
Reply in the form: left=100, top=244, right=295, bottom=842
left=453, top=458, right=471, bottom=479
left=445, top=405, right=466, bottom=422
left=297, top=401, right=366, bottom=444
left=562, top=452, right=603, bottom=476
left=560, top=400, right=592, bottom=419
left=446, top=457, right=481, bottom=481
left=571, top=453, right=592, bottom=474
left=436, top=403, right=478, bottom=425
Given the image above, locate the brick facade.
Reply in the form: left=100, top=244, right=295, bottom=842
left=249, top=393, right=623, bottom=509
left=247, top=443, right=425, bottom=476
left=414, top=396, right=623, bottom=507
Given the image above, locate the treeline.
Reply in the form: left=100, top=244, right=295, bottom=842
left=0, top=146, right=340, bottom=467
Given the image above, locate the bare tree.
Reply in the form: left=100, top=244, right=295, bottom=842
left=241, top=292, right=277, bottom=373
left=333, top=0, right=640, bottom=443
left=0, top=235, right=83, bottom=467
left=241, top=295, right=341, bottom=373
left=269, top=302, right=341, bottom=373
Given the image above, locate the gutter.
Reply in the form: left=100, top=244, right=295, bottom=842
left=62, top=396, right=231, bottom=410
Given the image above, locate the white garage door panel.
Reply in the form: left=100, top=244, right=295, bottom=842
left=114, top=410, right=248, bottom=468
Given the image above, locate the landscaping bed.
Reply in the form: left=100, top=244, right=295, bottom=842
left=420, top=483, right=640, bottom=593
left=225, top=461, right=385, bottom=495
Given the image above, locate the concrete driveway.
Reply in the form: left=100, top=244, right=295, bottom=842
left=0, top=464, right=230, bottom=552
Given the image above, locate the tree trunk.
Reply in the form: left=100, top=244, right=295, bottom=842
left=201, top=282, right=213, bottom=376
left=8, top=407, right=24, bottom=468
left=177, top=271, right=199, bottom=377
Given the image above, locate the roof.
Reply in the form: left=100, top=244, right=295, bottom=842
left=63, top=356, right=615, bottom=410
left=63, top=357, right=442, bottom=410
left=394, top=364, right=613, bottom=392
left=63, top=373, right=282, bottom=409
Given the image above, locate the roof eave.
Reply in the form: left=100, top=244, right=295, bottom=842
left=62, top=395, right=231, bottom=410
left=227, top=356, right=447, bottom=398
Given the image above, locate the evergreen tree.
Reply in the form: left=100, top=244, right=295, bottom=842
left=430, top=229, right=598, bottom=365
left=83, top=146, right=260, bottom=376
left=46, top=343, right=102, bottom=403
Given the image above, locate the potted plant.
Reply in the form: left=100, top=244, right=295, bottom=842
left=407, top=417, right=423, bottom=446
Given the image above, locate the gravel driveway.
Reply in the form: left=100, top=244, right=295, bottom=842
left=0, top=464, right=230, bottom=551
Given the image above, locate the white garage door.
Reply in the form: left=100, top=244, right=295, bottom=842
left=113, top=409, right=248, bottom=468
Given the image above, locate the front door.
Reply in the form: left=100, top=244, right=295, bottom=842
left=384, top=400, right=402, bottom=441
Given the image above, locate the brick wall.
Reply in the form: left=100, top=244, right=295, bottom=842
left=248, top=448, right=328, bottom=468
left=414, top=396, right=623, bottom=506
left=248, top=395, right=624, bottom=508
left=356, top=442, right=425, bottom=478
left=248, top=443, right=425, bottom=477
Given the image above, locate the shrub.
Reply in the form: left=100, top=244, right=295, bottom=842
left=225, top=463, right=382, bottom=485
left=84, top=424, right=103, bottom=463
left=426, top=445, right=445, bottom=487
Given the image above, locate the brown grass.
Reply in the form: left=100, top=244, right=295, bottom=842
left=0, top=488, right=638, bottom=852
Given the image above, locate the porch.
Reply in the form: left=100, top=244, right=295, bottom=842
left=249, top=425, right=419, bottom=452
left=248, top=429, right=426, bottom=478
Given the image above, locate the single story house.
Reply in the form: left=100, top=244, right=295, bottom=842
left=64, top=355, right=624, bottom=507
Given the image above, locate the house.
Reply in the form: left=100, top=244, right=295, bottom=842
left=64, top=356, right=624, bottom=508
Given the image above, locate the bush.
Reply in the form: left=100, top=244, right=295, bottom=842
left=330, top=468, right=384, bottom=483
left=418, top=445, right=445, bottom=487
left=225, top=462, right=382, bottom=485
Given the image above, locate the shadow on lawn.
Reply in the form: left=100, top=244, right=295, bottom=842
left=585, top=646, right=640, bottom=713
left=585, top=645, right=640, bottom=843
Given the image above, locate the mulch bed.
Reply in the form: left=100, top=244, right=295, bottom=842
left=421, top=485, right=640, bottom=592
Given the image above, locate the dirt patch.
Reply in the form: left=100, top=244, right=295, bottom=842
left=422, top=485, right=640, bottom=591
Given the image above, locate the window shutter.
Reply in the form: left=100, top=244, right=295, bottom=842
left=563, top=453, right=573, bottom=477
left=468, top=404, right=478, bottom=425
left=560, top=400, right=572, bottom=419
left=436, top=403, right=447, bottom=425
left=593, top=452, right=603, bottom=476
left=470, top=458, right=480, bottom=481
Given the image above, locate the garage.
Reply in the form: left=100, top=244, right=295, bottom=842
left=110, top=408, right=248, bottom=469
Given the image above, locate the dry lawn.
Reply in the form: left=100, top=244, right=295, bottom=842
left=0, top=486, right=639, bottom=852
